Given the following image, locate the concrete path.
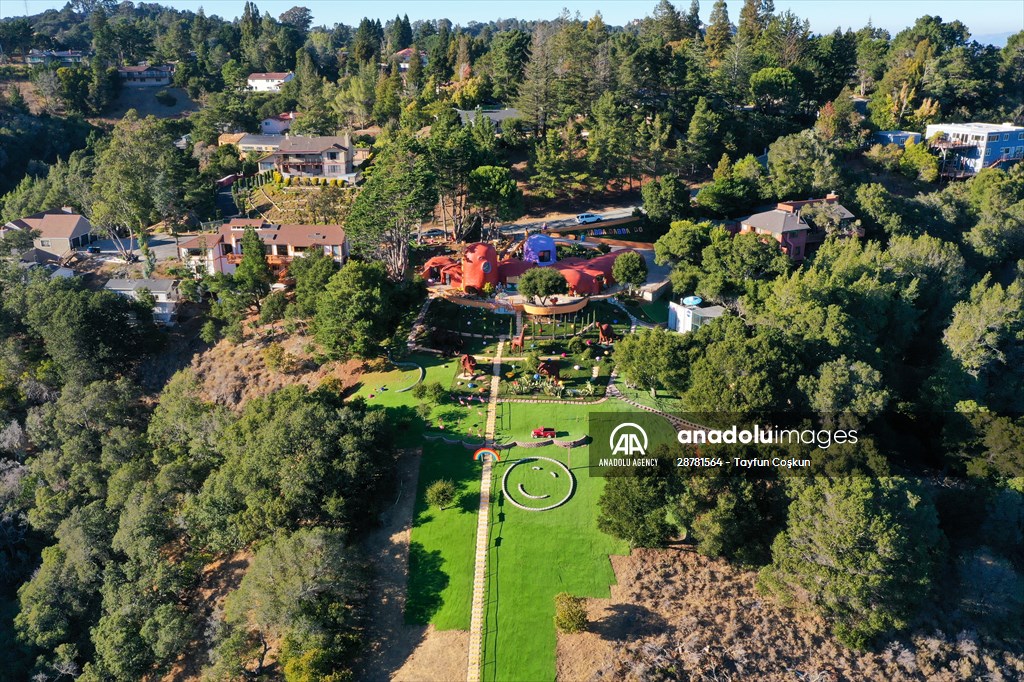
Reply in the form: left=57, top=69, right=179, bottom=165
left=467, top=339, right=504, bottom=682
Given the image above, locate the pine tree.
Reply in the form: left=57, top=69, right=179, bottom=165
left=683, top=0, right=702, bottom=39
left=516, top=24, right=557, bottom=135
left=235, top=226, right=272, bottom=305
left=652, top=0, right=684, bottom=43
left=704, top=0, right=733, bottom=63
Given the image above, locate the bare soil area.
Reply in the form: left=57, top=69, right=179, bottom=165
left=355, top=447, right=469, bottom=682
left=189, top=330, right=363, bottom=409
left=557, top=547, right=1024, bottom=682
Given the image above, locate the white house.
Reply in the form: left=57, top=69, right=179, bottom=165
left=260, top=111, right=300, bottom=134
left=925, top=122, right=1024, bottom=177
left=104, top=278, right=181, bottom=325
left=246, top=72, right=294, bottom=93
left=668, top=300, right=725, bottom=334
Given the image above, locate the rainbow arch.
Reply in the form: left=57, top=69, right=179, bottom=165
left=473, top=447, right=501, bottom=462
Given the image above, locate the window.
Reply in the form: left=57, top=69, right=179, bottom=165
left=1004, top=134, right=1010, bottom=141
left=327, top=152, right=338, bottom=160
left=986, top=148, right=993, bottom=156
left=1019, top=133, right=1024, bottom=140
left=40, top=239, right=51, bottom=247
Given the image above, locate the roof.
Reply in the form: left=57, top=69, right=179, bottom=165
left=740, top=197, right=853, bottom=234
left=118, top=63, right=174, bottom=73
left=104, top=278, right=178, bottom=295
left=248, top=72, right=293, bottom=81
left=273, top=136, right=351, bottom=154
left=218, top=133, right=246, bottom=146
left=455, top=108, right=522, bottom=126
left=926, top=122, right=1024, bottom=134
left=694, top=305, right=726, bottom=318
left=264, top=111, right=300, bottom=122
left=392, top=48, right=426, bottom=60
left=5, top=208, right=92, bottom=240
left=181, top=220, right=346, bottom=250
left=238, top=134, right=286, bottom=148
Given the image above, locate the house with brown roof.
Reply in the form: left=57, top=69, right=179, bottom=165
left=178, top=219, right=347, bottom=277
left=389, top=47, right=427, bottom=72
left=737, top=194, right=857, bottom=261
left=117, top=63, right=175, bottom=86
left=246, top=71, right=294, bottom=93
left=2, top=207, right=95, bottom=258
left=256, top=135, right=358, bottom=182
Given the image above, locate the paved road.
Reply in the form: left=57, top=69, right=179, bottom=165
left=216, top=186, right=240, bottom=218
left=497, top=205, right=640, bottom=235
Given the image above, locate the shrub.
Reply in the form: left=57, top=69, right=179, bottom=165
left=554, top=593, right=587, bottom=633
left=566, top=335, right=587, bottom=356
left=426, top=479, right=457, bottom=510
left=264, top=343, right=286, bottom=371
left=415, top=403, right=433, bottom=422
left=412, top=383, right=428, bottom=400
left=200, top=320, right=219, bottom=344
left=154, top=89, right=176, bottom=106
left=523, top=352, right=542, bottom=374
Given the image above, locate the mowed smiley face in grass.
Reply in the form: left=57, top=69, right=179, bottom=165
left=501, top=457, right=576, bottom=511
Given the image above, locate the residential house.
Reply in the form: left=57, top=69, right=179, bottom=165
left=246, top=72, right=294, bottom=92
left=26, top=49, right=88, bottom=66
left=873, top=130, right=922, bottom=147
left=390, top=47, right=427, bottom=72
left=217, top=132, right=247, bottom=147
left=237, top=134, right=286, bottom=155
left=737, top=194, right=856, bottom=261
left=455, top=107, right=522, bottom=132
left=2, top=207, right=95, bottom=258
left=925, top=122, right=1024, bottom=177
left=257, top=135, right=358, bottom=182
left=178, top=219, right=347, bottom=277
left=260, top=112, right=300, bottom=135
left=104, top=278, right=181, bottom=325
left=668, top=300, right=726, bottom=333
left=17, top=249, right=76, bottom=279
left=117, top=63, right=175, bottom=86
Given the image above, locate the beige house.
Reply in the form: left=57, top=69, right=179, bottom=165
left=178, top=219, right=347, bottom=277
left=104, top=278, right=181, bottom=325
left=2, top=207, right=95, bottom=258
left=256, top=135, right=358, bottom=182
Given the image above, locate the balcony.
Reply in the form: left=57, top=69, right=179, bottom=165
left=226, top=253, right=291, bottom=266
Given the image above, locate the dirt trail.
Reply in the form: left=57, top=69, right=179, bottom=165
left=356, top=447, right=469, bottom=682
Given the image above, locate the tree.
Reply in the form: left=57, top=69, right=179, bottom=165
left=490, top=29, right=532, bottom=102
left=704, top=0, right=733, bottom=63
left=749, top=67, right=799, bottom=113
left=426, top=479, right=456, bottom=510
left=553, top=593, right=587, bottom=634
left=612, top=251, right=648, bottom=291
left=597, top=471, right=672, bottom=547
left=798, top=356, right=890, bottom=425
left=683, top=97, right=721, bottom=176
left=233, top=226, right=272, bottom=306
left=217, top=528, right=366, bottom=680
left=758, top=477, right=945, bottom=648
left=694, top=229, right=790, bottom=303
left=654, top=219, right=715, bottom=266
left=587, top=92, right=634, bottom=189
left=315, top=261, right=403, bottom=359
left=516, top=23, right=557, bottom=134
left=289, top=247, right=338, bottom=318
left=517, top=267, right=568, bottom=305
left=345, top=137, right=435, bottom=280
left=642, top=174, right=691, bottom=225
left=278, top=6, right=313, bottom=33
left=468, top=165, right=523, bottom=237
left=943, top=276, right=1024, bottom=379
left=651, top=0, right=684, bottom=44
left=767, top=130, right=841, bottom=200
left=614, top=326, right=691, bottom=395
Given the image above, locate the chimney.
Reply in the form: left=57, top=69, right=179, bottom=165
left=61, top=206, right=74, bottom=214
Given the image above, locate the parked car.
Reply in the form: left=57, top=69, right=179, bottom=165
left=418, top=228, right=446, bottom=241
left=575, top=212, right=603, bottom=224
left=532, top=427, right=557, bottom=438
left=86, top=246, right=101, bottom=254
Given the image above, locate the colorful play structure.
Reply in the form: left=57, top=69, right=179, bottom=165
left=420, top=235, right=634, bottom=298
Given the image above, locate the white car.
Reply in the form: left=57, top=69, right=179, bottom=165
left=575, top=212, right=603, bottom=225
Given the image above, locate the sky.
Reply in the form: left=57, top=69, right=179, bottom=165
left=4, top=0, right=1023, bottom=43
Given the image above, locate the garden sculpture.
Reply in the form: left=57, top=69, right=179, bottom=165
left=460, top=354, right=478, bottom=375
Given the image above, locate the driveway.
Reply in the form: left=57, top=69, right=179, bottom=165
left=80, top=235, right=182, bottom=262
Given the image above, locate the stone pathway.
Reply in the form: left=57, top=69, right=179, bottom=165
left=467, top=339, right=504, bottom=682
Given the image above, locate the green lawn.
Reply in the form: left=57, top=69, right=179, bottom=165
left=405, top=440, right=482, bottom=630
left=480, top=444, right=626, bottom=682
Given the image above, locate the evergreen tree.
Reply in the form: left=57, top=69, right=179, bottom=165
left=234, top=226, right=272, bottom=305
left=704, top=0, right=733, bottom=63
